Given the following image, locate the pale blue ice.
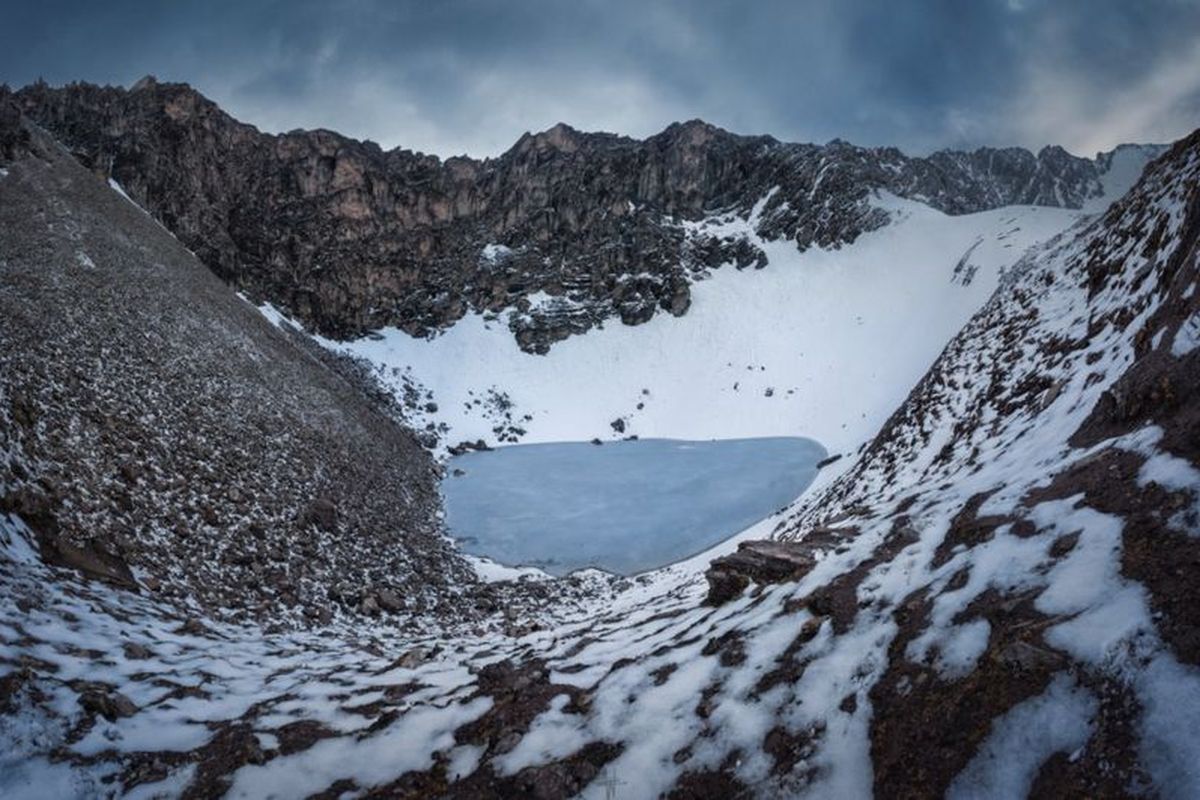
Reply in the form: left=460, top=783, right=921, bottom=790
left=442, top=437, right=827, bottom=576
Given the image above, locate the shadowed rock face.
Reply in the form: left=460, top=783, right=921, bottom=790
left=13, top=78, right=1130, bottom=352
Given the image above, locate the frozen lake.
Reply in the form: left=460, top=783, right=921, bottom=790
left=442, top=436, right=827, bottom=576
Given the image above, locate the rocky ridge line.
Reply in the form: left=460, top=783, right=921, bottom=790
left=11, top=79, right=1162, bottom=352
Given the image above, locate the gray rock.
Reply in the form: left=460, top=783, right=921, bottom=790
left=376, top=588, right=403, bottom=613
left=305, top=497, right=338, bottom=531
left=397, top=647, right=429, bottom=669
left=122, top=642, right=153, bottom=661
left=78, top=686, right=138, bottom=721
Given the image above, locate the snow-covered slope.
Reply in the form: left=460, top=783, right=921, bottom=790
left=753, top=130, right=1200, bottom=798
left=312, top=195, right=1089, bottom=459
left=236, top=127, right=1200, bottom=799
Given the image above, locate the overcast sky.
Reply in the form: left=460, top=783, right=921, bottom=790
left=3, top=0, right=1199, bottom=158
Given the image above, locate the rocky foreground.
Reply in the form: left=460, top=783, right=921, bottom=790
left=1, top=91, right=1199, bottom=798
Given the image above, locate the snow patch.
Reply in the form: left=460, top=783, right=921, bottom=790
left=1138, top=450, right=1200, bottom=535
left=107, top=178, right=144, bottom=211
left=480, top=243, right=514, bottom=264
left=463, top=554, right=551, bottom=583
left=1171, top=312, right=1200, bottom=357
left=254, top=301, right=298, bottom=331
left=947, top=675, right=1096, bottom=800
left=227, top=697, right=493, bottom=797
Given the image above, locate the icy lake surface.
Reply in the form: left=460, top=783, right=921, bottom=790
left=442, top=436, right=827, bottom=576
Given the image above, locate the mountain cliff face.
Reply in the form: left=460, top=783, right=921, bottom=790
left=12, top=79, right=1158, bottom=352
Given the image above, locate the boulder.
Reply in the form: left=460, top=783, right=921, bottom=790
left=176, top=618, right=212, bottom=637
left=376, top=588, right=404, bottom=613
left=78, top=686, right=138, bottom=721
left=1, top=486, right=58, bottom=536
left=39, top=535, right=138, bottom=590
left=122, top=642, right=153, bottom=660
left=704, top=540, right=821, bottom=605
left=397, top=647, right=429, bottom=669
left=305, top=497, right=338, bottom=531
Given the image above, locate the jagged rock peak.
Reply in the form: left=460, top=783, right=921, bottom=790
left=657, top=118, right=727, bottom=144
left=0, top=85, right=32, bottom=162
left=535, top=121, right=580, bottom=149
left=130, top=74, right=158, bottom=92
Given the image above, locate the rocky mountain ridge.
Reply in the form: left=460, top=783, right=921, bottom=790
left=11, top=78, right=1164, bottom=352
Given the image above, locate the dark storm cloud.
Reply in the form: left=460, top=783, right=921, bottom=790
left=3, top=0, right=1199, bottom=157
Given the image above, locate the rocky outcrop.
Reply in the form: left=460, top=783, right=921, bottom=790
left=14, top=79, right=1158, bottom=353
left=704, top=540, right=822, bottom=604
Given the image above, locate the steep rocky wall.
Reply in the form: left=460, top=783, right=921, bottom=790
left=14, top=78, right=1135, bottom=352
